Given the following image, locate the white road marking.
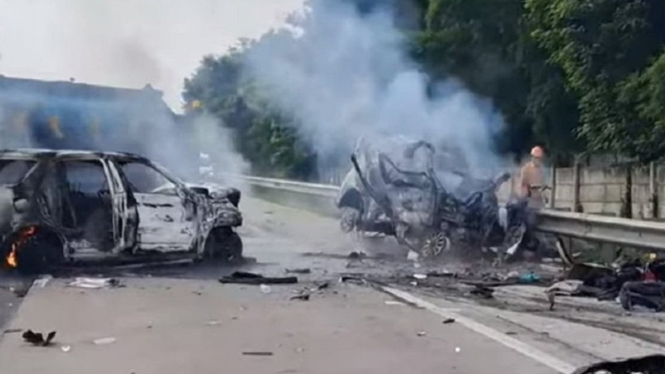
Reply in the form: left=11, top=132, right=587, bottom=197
left=381, top=286, right=576, bottom=374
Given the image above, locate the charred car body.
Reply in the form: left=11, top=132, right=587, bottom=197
left=337, top=137, right=529, bottom=259
left=0, top=149, right=242, bottom=272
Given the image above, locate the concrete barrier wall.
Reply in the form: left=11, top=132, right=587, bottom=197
left=552, top=165, right=658, bottom=219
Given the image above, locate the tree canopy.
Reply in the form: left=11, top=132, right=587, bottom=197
left=183, top=0, right=665, bottom=180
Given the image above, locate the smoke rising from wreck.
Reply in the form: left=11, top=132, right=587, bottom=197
left=244, top=0, right=507, bottom=181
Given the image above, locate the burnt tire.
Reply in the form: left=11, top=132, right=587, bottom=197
left=204, top=228, right=243, bottom=263
left=15, top=235, right=64, bottom=274
left=340, top=207, right=360, bottom=233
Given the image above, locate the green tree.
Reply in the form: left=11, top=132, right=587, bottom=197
left=412, top=0, right=582, bottom=162
left=183, top=47, right=317, bottom=180
left=526, top=0, right=665, bottom=162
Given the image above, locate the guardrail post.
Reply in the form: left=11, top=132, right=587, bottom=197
left=549, top=166, right=556, bottom=209
left=573, top=160, right=581, bottom=212
left=650, top=162, right=659, bottom=219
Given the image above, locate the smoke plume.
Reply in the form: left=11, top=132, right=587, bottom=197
left=243, top=0, right=507, bottom=180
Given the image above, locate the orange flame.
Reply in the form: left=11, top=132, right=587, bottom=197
left=6, top=244, right=17, bottom=268
left=5, top=226, right=37, bottom=268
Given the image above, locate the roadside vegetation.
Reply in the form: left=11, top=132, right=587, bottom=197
left=183, top=0, right=665, bottom=178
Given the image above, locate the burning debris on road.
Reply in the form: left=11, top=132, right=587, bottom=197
left=0, top=149, right=244, bottom=273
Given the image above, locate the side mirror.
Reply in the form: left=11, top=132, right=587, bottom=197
left=13, top=198, right=29, bottom=213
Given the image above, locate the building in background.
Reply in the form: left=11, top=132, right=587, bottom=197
left=0, top=75, right=176, bottom=154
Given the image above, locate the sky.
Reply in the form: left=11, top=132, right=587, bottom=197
left=0, top=0, right=304, bottom=111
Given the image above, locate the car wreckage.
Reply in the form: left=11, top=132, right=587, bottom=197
left=0, top=149, right=243, bottom=272
left=337, top=137, right=530, bottom=260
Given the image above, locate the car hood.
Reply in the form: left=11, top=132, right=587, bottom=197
left=185, top=182, right=241, bottom=207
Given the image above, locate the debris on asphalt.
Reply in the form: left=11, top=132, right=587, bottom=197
left=426, top=270, right=456, bottom=278
left=517, top=271, right=541, bottom=284
left=340, top=275, right=366, bottom=285
left=219, top=272, right=298, bottom=285
left=385, top=300, right=406, bottom=306
left=546, top=280, right=584, bottom=297
left=33, top=275, right=53, bottom=288
left=469, top=285, right=494, bottom=299
left=242, top=351, right=274, bottom=356
left=3, top=328, right=22, bottom=334
left=290, top=293, right=310, bottom=301
left=413, top=274, right=427, bottom=280
left=505, top=331, right=518, bottom=336
left=417, top=331, right=426, bottom=337
left=571, top=354, right=665, bottom=374
left=68, top=277, right=122, bottom=289
left=619, top=281, right=665, bottom=312
left=348, top=251, right=367, bottom=260
left=442, top=318, right=455, bottom=324
left=206, top=321, right=222, bottom=326
left=407, top=251, right=419, bottom=261
left=315, top=281, right=330, bottom=290
left=285, top=268, right=311, bottom=274
left=22, top=330, right=56, bottom=346
left=93, top=337, right=117, bottom=345
left=61, top=345, right=71, bottom=353
left=455, top=347, right=461, bottom=353
left=259, top=284, right=272, bottom=294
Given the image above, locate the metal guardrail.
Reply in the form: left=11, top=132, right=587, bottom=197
left=240, top=175, right=665, bottom=251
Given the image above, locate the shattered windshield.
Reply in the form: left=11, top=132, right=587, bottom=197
left=0, top=160, right=36, bottom=185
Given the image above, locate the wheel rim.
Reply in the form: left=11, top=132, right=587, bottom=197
left=421, top=231, right=450, bottom=258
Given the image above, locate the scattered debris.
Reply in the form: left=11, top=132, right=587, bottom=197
left=340, top=275, right=365, bottom=285
left=285, top=268, right=311, bottom=274
left=505, top=331, right=518, bottom=336
left=619, top=281, right=665, bottom=312
left=385, top=300, right=406, bottom=306
left=518, top=271, right=541, bottom=284
left=417, top=331, right=427, bottom=337
left=33, top=275, right=53, bottom=288
left=260, top=284, right=272, bottom=294
left=242, top=351, right=274, bottom=356
left=348, top=251, right=367, bottom=260
left=206, top=321, right=222, bottom=326
left=413, top=274, right=427, bottom=280
left=442, top=318, right=455, bottom=324
left=3, top=328, right=22, bottom=334
left=571, top=354, right=665, bottom=374
left=93, top=337, right=117, bottom=345
left=290, top=294, right=310, bottom=301
left=455, top=347, right=461, bottom=353
left=61, top=345, right=71, bottom=353
left=427, top=270, right=456, bottom=278
left=407, top=251, right=419, bottom=261
left=546, top=291, right=556, bottom=311
left=469, top=285, right=494, bottom=299
left=68, top=277, right=122, bottom=289
left=546, top=280, right=584, bottom=296
left=219, top=272, right=298, bottom=285
left=315, top=282, right=330, bottom=290
left=22, top=330, right=56, bottom=346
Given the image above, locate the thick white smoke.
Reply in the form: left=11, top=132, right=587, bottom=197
left=244, top=0, right=507, bottom=179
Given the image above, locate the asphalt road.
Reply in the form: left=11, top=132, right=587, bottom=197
left=0, top=196, right=663, bottom=373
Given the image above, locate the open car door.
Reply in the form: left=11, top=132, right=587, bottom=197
left=115, top=160, right=197, bottom=252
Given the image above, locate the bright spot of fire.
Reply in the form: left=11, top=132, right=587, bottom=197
left=6, top=244, right=17, bottom=268
left=5, top=226, right=37, bottom=268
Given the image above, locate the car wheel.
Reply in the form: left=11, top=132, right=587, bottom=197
left=15, top=234, right=64, bottom=274
left=340, top=207, right=360, bottom=233
left=204, top=228, right=243, bottom=262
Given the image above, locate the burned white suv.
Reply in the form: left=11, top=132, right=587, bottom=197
left=0, top=149, right=243, bottom=272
